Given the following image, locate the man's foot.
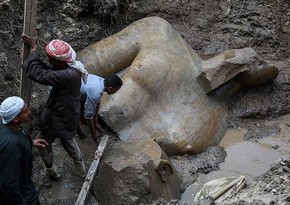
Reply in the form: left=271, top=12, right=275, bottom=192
left=45, top=164, right=60, bottom=181
left=74, top=159, right=86, bottom=177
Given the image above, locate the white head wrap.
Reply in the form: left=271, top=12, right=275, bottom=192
left=0, top=96, right=24, bottom=124
left=45, top=39, right=89, bottom=83
left=67, top=49, right=89, bottom=84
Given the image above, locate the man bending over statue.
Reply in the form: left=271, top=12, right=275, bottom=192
left=78, top=74, right=123, bottom=142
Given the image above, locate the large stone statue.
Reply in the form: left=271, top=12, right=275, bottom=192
left=78, top=16, right=278, bottom=156
left=93, top=140, right=182, bottom=204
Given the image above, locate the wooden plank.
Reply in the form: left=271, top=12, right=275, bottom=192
left=75, top=135, right=110, bottom=205
left=20, top=0, right=38, bottom=105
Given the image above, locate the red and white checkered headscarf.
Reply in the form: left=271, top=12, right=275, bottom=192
left=45, top=40, right=88, bottom=83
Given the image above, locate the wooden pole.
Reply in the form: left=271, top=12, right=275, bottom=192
left=75, top=135, right=109, bottom=205
left=20, top=0, right=38, bottom=105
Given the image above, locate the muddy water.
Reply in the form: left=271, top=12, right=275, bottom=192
left=206, top=128, right=289, bottom=181
left=181, top=115, right=290, bottom=204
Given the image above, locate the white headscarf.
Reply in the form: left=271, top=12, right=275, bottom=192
left=45, top=39, right=88, bottom=83
left=0, top=96, right=24, bottom=124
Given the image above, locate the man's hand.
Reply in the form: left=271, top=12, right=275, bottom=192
left=21, top=33, right=39, bottom=53
left=86, top=118, right=103, bottom=143
left=33, top=139, right=48, bottom=148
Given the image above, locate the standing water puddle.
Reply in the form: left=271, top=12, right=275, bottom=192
left=206, top=128, right=289, bottom=181
left=181, top=115, right=290, bottom=204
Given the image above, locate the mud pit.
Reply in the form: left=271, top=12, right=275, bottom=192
left=1, top=0, right=290, bottom=204
left=32, top=116, right=290, bottom=205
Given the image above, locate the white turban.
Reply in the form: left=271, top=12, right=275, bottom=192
left=0, top=96, right=24, bottom=124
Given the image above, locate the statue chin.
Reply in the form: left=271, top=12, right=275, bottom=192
left=78, top=16, right=278, bottom=156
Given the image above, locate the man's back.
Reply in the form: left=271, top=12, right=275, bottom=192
left=23, top=52, right=82, bottom=139
left=80, top=74, right=104, bottom=101
left=45, top=67, right=81, bottom=139
left=80, top=74, right=104, bottom=119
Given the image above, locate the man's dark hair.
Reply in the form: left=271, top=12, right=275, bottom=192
left=104, top=74, right=123, bottom=88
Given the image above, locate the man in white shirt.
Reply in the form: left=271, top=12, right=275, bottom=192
left=78, top=74, right=122, bottom=142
